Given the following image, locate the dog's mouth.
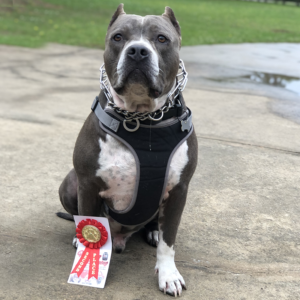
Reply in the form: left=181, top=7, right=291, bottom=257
left=114, top=67, right=162, bottom=99
left=127, top=68, right=149, bottom=85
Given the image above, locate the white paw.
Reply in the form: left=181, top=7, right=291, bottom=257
left=72, top=235, right=78, bottom=248
left=155, top=261, right=186, bottom=297
left=147, top=230, right=159, bottom=247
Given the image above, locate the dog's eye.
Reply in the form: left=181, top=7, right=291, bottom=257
left=158, top=35, right=167, bottom=43
left=113, top=34, right=122, bottom=42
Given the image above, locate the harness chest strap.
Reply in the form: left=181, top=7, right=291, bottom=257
left=92, top=96, right=193, bottom=226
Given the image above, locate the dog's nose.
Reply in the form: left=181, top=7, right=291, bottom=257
left=127, top=45, right=149, bottom=62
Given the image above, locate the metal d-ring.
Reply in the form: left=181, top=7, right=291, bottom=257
left=148, top=110, right=164, bottom=121
left=123, top=118, right=140, bottom=132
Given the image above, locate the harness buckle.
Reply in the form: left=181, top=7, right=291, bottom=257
left=181, top=110, right=192, bottom=132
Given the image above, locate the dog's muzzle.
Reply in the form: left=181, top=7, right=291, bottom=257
left=99, top=60, right=188, bottom=126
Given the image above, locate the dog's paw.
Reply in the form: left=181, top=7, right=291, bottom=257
left=155, top=262, right=186, bottom=297
left=147, top=230, right=159, bottom=247
left=72, top=235, right=78, bottom=248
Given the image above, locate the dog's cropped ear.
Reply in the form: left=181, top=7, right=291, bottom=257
left=163, top=7, right=181, bottom=37
left=108, top=3, right=126, bottom=28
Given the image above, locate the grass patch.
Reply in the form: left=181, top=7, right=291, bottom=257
left=0, top=0, right=300, bottom=48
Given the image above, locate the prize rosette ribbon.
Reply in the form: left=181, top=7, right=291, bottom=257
left=71, top=219, right=108, bottom=279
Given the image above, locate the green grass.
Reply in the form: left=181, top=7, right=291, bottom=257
left=0, top=0, right=300, bottom=48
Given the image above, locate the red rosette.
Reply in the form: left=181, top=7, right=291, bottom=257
left=76, top=219, right=108, bottom=249
left=71, top=218, right=109, bottom=279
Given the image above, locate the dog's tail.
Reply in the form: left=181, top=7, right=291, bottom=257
left=56, top=212, right=74, bottom=222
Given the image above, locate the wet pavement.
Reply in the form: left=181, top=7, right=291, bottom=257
left=208, top=72, right=300, bottom=96
left=180, top=43, right=300, bottom=125
left=1, top=43, right=300, bottom=300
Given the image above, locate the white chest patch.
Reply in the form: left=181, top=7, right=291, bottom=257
left=96, top=135, right=136, bottom=211
left=164, top=141, right=189, bottom=199
left=96, top=135, right=189, bottom=211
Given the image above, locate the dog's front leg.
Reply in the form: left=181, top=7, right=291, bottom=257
left=72, top=181, right=102, bottom=248
left=155, top=184, right=188, bottom=297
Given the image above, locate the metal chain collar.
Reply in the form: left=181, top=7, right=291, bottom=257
left=99, top=60, right=188, bottom=132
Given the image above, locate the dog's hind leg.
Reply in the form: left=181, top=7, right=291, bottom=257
left=58, top=168, right=79, bottom=217
left=145, top=215, right=159, bottom=247
left=58, top=168, right=80, bottom=248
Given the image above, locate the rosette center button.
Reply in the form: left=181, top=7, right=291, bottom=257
left=82, top=225, right=101, bottom=243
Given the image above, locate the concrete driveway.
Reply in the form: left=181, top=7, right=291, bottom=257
left=0, top=43, right=300, bottom=300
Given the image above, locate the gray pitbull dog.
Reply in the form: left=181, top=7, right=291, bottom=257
left=58, top=4, right=197, bottom=296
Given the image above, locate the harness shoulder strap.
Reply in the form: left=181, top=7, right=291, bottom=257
left=91, top=97, right=120, bottom=132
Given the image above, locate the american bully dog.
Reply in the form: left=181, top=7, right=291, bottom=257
left=58, top=4, right=198, bottom=296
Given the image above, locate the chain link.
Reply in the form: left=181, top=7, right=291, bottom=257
left=99, top=60, right=188, bottom=123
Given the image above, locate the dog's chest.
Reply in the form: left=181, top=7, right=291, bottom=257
left=96, top=135, right=188, bottom=211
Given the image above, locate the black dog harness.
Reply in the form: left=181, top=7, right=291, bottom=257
left=91, top=95, right=193, bottom=226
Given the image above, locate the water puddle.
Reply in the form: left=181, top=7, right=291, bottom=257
left=244, top=73, right=300, bottom=95
left=210, top=72, right=300, bottom=96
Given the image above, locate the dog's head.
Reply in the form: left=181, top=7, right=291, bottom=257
left=103, top=4, right=181, bottom=112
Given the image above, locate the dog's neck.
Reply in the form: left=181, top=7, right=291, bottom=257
left=109, top=82, right=176, bottom=113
